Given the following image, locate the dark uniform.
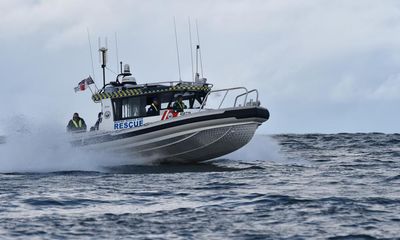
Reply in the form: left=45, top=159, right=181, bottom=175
left=173, top=100, right=187, bottom=112
left=147, top=103, right=160, bottom=116
left=93, top=112, right=103, bottom=131
left=67, top=115, right=87, bottom=132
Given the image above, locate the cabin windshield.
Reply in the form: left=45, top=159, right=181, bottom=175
left=113, top=96, right=146, bottom=120
left=111, top=90, right=208, bottom=121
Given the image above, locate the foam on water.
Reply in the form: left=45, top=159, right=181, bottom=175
left=224, top=134, right=310, bottom=166
left=0, top=115, right=152, bottom=173
left=223, top=135, right=282, bottom=162
left=0, top=127, right=100, bottom=173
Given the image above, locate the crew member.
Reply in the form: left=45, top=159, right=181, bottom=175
left=147, top=98, right=160, bottom=116
left=93, top=112, right=103, bottom=131
left=67, top=113, right=87, bottom=132
left=173, top=94, right=187, bottom=112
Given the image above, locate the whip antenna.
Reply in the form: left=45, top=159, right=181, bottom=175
left=86, top=28, right=97, bottom=91
left=188, top=17, right=194, bottom=82
left=114, top=32, right=120, bottom=74
left=174, top=17, right=182, bottom=82
left=98, top=37, right=101, bottom=64
left=196, top=20, right=204, bottom=78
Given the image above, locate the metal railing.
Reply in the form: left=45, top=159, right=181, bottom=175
left=200, top=87, right=259, bottom=110
left=234, top=89, right=259, bottom=107
left=141, top=81, right=213, bottom=88
left=99, top=80, right=213, bottom=94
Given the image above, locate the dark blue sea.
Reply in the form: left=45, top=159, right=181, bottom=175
left=1, top=133, right=400, bottom=239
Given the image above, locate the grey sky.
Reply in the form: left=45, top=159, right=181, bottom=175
left=0, top=0, right=399, bottom=134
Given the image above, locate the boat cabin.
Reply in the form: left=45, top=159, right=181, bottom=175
left=92, top=81, right=212, bottom=131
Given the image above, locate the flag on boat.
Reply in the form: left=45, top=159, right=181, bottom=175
left=74, top=76, right=94, bottom=92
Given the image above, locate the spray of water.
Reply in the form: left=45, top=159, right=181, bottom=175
left=0, top=115, right=153, bottom=173
left=224, top=134, right=285, bottom=163
left=224, top=134, right=311, bottom=166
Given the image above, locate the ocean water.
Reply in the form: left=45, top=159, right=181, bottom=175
left=0, top=133, right=400, bottom=239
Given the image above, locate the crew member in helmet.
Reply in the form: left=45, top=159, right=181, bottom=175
left=147, top=98, right=160, bottom=116
left=173, top=94, right=187, bottom=112
left=67, top=113, right=87, bottom=132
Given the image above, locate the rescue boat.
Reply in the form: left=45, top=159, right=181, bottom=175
left=70, top=44, right=269, bottom=164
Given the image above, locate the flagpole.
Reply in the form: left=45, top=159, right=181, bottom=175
left=88, top=85, right=94, bottom=95
left=87, top=75, right=96, bottom=94
left=90, top=75, right=99, bottom=92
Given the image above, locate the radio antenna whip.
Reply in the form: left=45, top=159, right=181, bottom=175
left=174, top=17, right=182, bottom=82
left=98, top=37, right=101, bottom=63
left=196, top=20, right=204, bottom=78
left=114, top=32, right=120, bottom=74
left=86, top=28, right=97, bottom=90
left=188, top=17, right=194, bottom=82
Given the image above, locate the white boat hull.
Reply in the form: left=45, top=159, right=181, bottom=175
left=71, top=106, right=269, bottom=164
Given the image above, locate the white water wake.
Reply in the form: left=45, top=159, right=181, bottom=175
left=0, top=116, right=149, bottom=173
left=224, top=134, right=310, bottom=166
left=223, top=134, right=284, bottom=162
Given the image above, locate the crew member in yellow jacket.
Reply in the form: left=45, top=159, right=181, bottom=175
left=67, top=113, right=87, bottom=132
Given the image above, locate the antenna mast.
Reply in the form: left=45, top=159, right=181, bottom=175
left=115, top=32, right=120, bottom=74
left=196, top=20, right=204, bottom=78
left=86, top=28, right=98, bottom=91
left=195, top=45, right=199, bottom=81
left=99, top=38, right=108, bottom=88
left=173, top=17, right=182, bottom=82
left=188, top=18, right=194, bottom=82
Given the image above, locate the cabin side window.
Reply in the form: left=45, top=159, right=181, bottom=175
left=160, top=91, right=208, bottom=109
left=112, top=96, right=146, bottom=121
left=176, top=92, right=207, bottom=109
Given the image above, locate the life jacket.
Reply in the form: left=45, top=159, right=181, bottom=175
left=176, top=101, right=185, bottom=110
left=151, top=103, right=158, bottom=111
left=72, top=119, right=82, bottom=129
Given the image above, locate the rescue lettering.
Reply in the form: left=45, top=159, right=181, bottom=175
left=114, top=118, right=144, bottom=130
